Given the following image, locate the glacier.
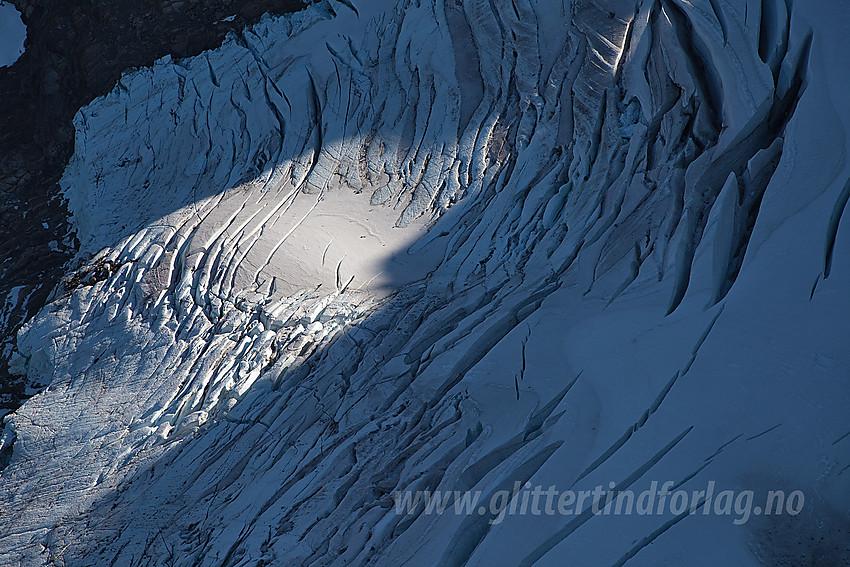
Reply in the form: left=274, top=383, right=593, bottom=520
left=1, top=0, right=849, bottom=565
left=0, top=1, right=25, bottom=68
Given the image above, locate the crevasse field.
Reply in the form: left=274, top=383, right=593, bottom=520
left=1, top=0, right=849, bottom=565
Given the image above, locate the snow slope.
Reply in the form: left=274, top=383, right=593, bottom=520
left=1, top=0, right=849, bottom=565
left=0, top=1, right=25, bottom=68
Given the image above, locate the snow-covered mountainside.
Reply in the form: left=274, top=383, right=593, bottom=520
left=0, top=0, right=308, bottom=427
left=1, top=0, right=849, bottom=565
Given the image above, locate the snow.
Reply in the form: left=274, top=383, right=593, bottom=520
left=0, top=1, right=25, bottom=68
left=1, top=0, right=849, bottom=565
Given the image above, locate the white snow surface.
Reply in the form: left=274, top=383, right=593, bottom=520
left=0, top=1, right=25, bottom=68
left=1, top=0, right=850, bottom=565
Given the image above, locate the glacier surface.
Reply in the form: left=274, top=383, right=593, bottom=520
left=0, top=1, right=25, bottom=68
left=1, top=0, right=849, bottom=565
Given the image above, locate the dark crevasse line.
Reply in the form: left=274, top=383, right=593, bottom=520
left=823, top=177, right=850, bottom=279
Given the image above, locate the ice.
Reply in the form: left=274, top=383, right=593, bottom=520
left=0, top=0, right=848, bottom=565
left=0, top=1, right=25, bottom=68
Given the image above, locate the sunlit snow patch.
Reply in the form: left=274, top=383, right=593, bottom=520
left=0, top=1, right=26, bottom=68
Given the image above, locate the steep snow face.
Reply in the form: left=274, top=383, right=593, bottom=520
left=0, top=1, right=25, bottom=67
left=2, top=0, right=850, bottom=565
